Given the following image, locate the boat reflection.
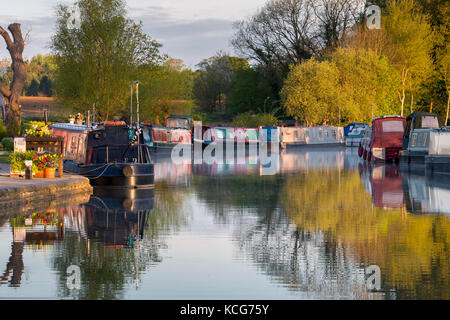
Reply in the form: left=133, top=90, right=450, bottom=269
left=0, top=188, right=154, bottom=289
left=359, top=163, right=404, bottom=209
left=403, top=173, right=450, bottom=217
left=189, top=146, right=351, bottom=177
left=358, top=162, right=450, bottom=216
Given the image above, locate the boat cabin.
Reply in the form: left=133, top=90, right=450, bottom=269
left=402, top=112, right=443, bottom=152
left=51, top=122, right=137, bottom=165
left=166, top=115, right=192, bottom=130
left=359, top=116, right=406, bottom=162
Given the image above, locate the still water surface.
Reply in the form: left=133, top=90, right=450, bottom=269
left=0, top=148, right=448, bottom=299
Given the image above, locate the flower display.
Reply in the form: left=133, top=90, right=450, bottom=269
left=25, top=121, right=54, bottom=138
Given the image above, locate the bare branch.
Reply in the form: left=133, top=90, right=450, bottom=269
left=0, top=26, right=13, bottom=48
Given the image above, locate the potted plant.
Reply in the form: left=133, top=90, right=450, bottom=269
left=25, top=121, right=54, bottom=138
left=76, top=113, right=84, bottom=125
left=34, top=154, right=45, bottom=178
left=43, top=153, right=61, bottom=178
left=8, top=151, right=38, bottom=177
left=8, top=152, right=25, bottom=177
left=68, top=114, right=75, bottom=124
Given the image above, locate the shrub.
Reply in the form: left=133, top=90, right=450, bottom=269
left=1, top=137, right=14, bottom=151
left=0, top=119, right=7, bottom=141
left=232, top=112, right=279, bottom=128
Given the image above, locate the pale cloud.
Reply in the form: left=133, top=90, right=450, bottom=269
left=0, top=0, right=267, bottom=66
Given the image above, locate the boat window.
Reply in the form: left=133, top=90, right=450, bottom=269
left=167, top=118, right=189, bottom=130
left=142, top=127, right=151, bottom=144
left=421, top=116, right=439, bottom=129
left=382, top=120, right=404, bottom=133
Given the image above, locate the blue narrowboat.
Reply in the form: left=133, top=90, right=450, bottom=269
left=51, top=122, right=154, bottom=189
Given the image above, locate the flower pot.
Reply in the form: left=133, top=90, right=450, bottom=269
left=69, top=119, right=75, bottom=125
left=44, top=167, right=56, bottom=179
left=34, top=170, right=44, bottom=178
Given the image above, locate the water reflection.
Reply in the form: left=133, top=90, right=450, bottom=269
left=0, top=148, right=448, bottom=299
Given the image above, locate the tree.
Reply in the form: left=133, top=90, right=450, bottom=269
left=281, top=57, right=341, bottom=126
left=0, top=23, right=26, bottom=136
left=281, top=48, right=400, bottom=125
left=192, top=54, right=249, bottom=114
left=228, top=67, right=275, bottom=115
left=51, top=0, right=164, bottom=121
left=139, top=58, right=195, bottom=124
left=26, top=79, right=39, bottom=96
left=382, top=0, right=434, bottom=116
left=232, top=0, right=365, bottom=83
left=312, top=0, right=365, bottom=51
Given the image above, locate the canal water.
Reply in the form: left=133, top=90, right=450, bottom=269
left=0, top=147, right=448, bottom=300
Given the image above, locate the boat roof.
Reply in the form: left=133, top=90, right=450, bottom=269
left=50, top=123, right=91, bottom=132
left=406, top=112, right=439, bottom=120
left=373, top=115, right=405, bottom=121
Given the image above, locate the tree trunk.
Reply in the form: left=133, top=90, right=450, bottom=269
left=410, top=93, right=414, bottom=114
left=446, top=93, right=449, bottom=127
left=0, top=23, right=26, bottom=136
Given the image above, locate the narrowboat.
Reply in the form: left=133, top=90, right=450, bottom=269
left=280, top=127, right=307, bottom=147
left=358, top=116, right=406, bottom=162
left=195, top=126, right=260, bottom=149
left=425, top=128, right=450, bottom=176
left=141, top=115, right=192, bottom=154
left=50, top=122, right=154, bottom=188
left=244, top=128, right=259, bottom=145
left=280, top=126, right=345, bottom=148
left=344, top=123, right=370, bottom=147
left=399, top=112, right=443, bottom=166
left=259, top=126, right=281, bottom=145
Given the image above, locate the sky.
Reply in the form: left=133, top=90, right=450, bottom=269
left=0, top=0, right=267, bottom=68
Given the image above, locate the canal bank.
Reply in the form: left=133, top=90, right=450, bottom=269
left=0, top=163, right=93, bottom=219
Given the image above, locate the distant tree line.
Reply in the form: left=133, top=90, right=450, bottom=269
left=229, top=0, right=449, bottom=126
left=187, top=0, right=448, bottom=127
left=0, top=54, right=56, bottom=97
left=2, top=0, right=447, bottom=128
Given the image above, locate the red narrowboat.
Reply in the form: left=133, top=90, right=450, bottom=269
left=359, top=116, right=406, bottom=162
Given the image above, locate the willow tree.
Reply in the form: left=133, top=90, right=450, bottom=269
left=51, top=0, right=164, bottom=121
left=0, top=23, right=25, bottom=136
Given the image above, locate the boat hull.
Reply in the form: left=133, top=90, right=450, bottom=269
left=64, top=160, right=154, bottom=188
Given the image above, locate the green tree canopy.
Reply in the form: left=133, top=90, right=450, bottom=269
left=51, top=0, right=164, bottom=120
left=193, top=53, right=249, bottom=114
left=281, top=48, right=400, bottom=126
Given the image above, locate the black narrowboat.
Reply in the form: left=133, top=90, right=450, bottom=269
left=50, top=121, right=154, bottom=188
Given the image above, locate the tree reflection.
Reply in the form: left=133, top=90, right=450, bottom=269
left=282, top=169, right=450, bottom=299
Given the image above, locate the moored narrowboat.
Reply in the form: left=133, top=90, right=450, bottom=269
left=399, top=112, right=443, bottom=166
left=141, top=115, right=192, bottom=154
left=50, top=122, right=154, bottom=188
left=358, top=116, right=406, bottom=162
left=280, top=126, right=345, bottom=148
left=425, top=128, right=450, bottom=175
left=344, top=123, right=370, bottom=147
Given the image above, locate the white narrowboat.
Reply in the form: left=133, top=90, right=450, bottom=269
left=425, top=128, right=450, bottom=176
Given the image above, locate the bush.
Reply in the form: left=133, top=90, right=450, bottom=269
left=1, top=137, right=14, bottom=151
left=232, top=112, right=279, bottom=128
left=0, top=119, right=7, bottom=141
